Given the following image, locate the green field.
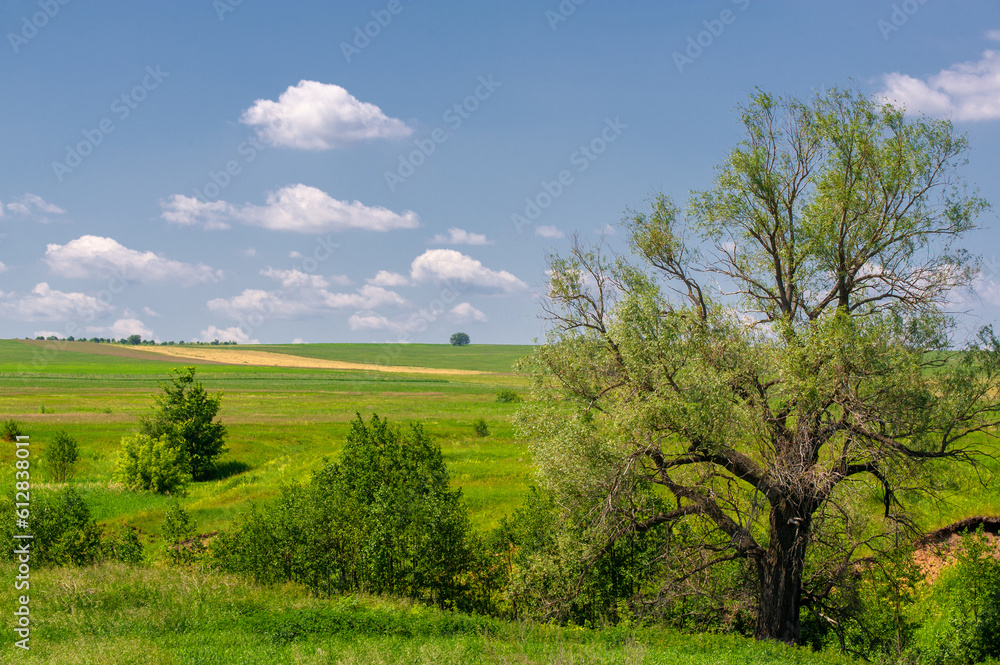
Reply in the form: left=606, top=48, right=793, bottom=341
left=2, top=338, right=998, bottom=663
left=0, top=340, right=534, bottom=534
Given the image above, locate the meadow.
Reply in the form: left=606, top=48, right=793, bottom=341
left=1, top=338, right=998, bottom=663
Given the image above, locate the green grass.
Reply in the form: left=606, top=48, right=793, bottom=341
left=0, top=562, right=856, bottom=664
left=0, top=339, right=535, bottom=535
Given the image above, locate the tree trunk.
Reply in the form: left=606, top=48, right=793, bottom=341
left=755, top=505, right=810, bottom=643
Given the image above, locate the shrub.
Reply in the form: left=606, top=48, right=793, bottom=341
left=910, top=527, right=1000, bottom=664
left=102, top=526, right=144, bottom=564
left=1, top=419, right=23, bottom=442
left=45, top=430, right=79, bottom=482
left=140, top=366, right=227, bottom=481
left=112, top=433, right=189, bottom=494
left=163, top=500, right=203, bottom=563
left=2, top=488, right=103, bottom=566
left=473, top=418, right=489, bottom=437
left=495, top=389, right=523, bottom=404
left=216, top=414, right=474, bottom=609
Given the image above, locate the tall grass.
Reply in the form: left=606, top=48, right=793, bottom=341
left=0, top=562, right=854, bottom=664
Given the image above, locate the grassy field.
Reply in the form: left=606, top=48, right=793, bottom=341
left=0, top=339, right=534, bottom=535
left=2, top=338, right=999, bottom=663
left=0, top=562, right=855, bottom=665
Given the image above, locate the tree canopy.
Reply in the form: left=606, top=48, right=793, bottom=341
left=451, top=332, right=471, bottom=346
left=520, top=88, right=996, bottom=643
left=139, top=367, right=227, bottom=481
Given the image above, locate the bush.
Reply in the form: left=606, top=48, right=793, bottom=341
left=473, top=418, right=489, bottom=437
left=216, top=414, right=474, bottom=609
left=495, top=389, right=523, bottom=404
left=102, top=526, right=144, bottom=564
left=45, top=430, right=79, bottom=482
left=910, top=527, right=1000, bottom=664
left=140, top=366, right=227, bottom=481
left=1, top=487, right=103, bottom=566
left=1, top=419, right=23, bottom=442
left=112, top=433, right=189, bottom=494
left=163, top=500, right=203, bottom=563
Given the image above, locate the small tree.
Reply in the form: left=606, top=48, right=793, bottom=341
left=140, top=367, right=227, bottom=481
left=450, top=332, right=471, bottom=346
left=45, top=430, right=79, bottom=482
left=112, top=433, right=188, bottom=494
left=1, top=419, right=23, bottom=443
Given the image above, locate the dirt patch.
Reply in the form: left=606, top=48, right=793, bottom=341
left=913, top=516, right=1000, bottom=583
left=121, top=345, right=484, bottom=375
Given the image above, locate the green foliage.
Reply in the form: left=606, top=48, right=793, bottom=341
left=102, top=525, right=144, bottom=565
left=525, top=87, right=995, bottom=642
left=163, top=500, right=202, bottom=564
left=112, top=433, right=189, bottom=495
left=450, top=332, right=471, bottom=346
left=473, top=417, right=489, bottom=437
left=45, top=430, right=79, bottom=482
left=1, top=487, right=103, bottom=566
left=216, top=414, right=475, bottom=609
left=1, top=418, right=23, bottom=442
left=804, top=544, right=924, bottom=661
left=140, top=366, right=227, bottom=481
left=911, top=528, right=1000, bottom=665
left=495, top=389, right=523, bottom=403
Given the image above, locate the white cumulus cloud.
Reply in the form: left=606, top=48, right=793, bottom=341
left=160, top=184, right=419, bottom=233
left=85, top=318, right=156, bottom=341
left=239, top=80, right=412, bottom=150
left=0, top=283, right=115, bottom=322
left=45, top=236, right=221, bottom=286
left=448, top=302, right=488, bottom=323
left=410, top=249, right=527, bottom=293
left=199, top=325, right=259, bottom=344
left=430, top=227, right=493, bottom=245
left=207, top=270, right=407, bottom=320
left=876, top=49, right=1000, bottom=121
left=367, top=270, right=410, bottom=287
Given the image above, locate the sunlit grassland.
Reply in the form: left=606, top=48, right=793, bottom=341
left=0, top=339, right=535, bottom=536
left=0, top=562, right=855, bottom=665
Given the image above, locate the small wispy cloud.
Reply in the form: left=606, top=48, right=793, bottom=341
left=430, top=227, right=493, bottom=245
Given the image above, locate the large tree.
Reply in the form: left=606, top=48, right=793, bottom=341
left=520, top=89, right=997, bottom=643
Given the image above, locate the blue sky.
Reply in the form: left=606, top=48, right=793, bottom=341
left=1, top=0, right=999, bottom=345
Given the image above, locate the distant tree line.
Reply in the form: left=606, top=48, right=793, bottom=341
left=29, top=335, right=238, bottom=345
